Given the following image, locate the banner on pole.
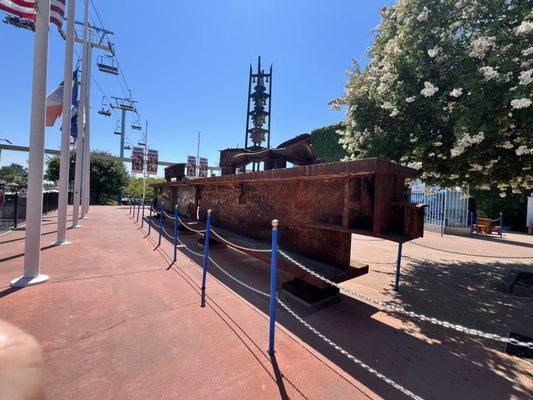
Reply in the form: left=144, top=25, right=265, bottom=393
left=199, top=157, right=208, bottom=178
left=131, top=147, right=144, bottom=173
left=186, top=155, right=196, bottom=177
left=147, top=149, right=158, bottom=175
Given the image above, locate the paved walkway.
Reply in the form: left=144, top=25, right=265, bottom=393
left=0, top=206, right=531, bottom=399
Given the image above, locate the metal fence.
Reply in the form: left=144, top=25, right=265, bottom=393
left=410, top=184, right=470, bottom=229
left=0, top=191, right=59, bottom=232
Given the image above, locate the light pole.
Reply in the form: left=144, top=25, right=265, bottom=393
left=196, top=131, right=200, bottom=177
left=10, top=0, right=51, bottom=288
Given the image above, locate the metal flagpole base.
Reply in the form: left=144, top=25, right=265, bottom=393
left=69, top=224, right=82, bottom=229
left=10, top=274, right=49, bottom=288
left=51, top=240, right=71, bottom=246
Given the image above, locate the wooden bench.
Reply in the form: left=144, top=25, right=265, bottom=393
left=473, top=218, right=501, bottom=235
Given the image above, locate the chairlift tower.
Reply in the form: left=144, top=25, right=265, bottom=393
left=110, top=97, right=137, bottom=159
left=245, top=56, right=273, bottom=171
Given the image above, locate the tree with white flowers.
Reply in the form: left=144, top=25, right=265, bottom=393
left=332, top=0, right=532, bottom=197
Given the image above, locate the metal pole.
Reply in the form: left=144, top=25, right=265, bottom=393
left=82, top=39, right=92, bottom=217
left=11, top=0, right=51, bottom=288
left=469, top=211, right=474, bottom=237
left=157, top=202, right=164, bottom=248
left=196, top=131, right=200, bottom=177
left=147, top=201, right=153, bottom=236
left=56, top=0, right=76, bottom=245
left=268, top=219, right=279, bottom=356
left=136, top=201, right=140, bottom=223
left=173, top=205, right=179, bottom=264
left=499, top=212, right=503, bottom=238
left=71, top=0, right=90, bottom=228
left=118, top=108, right=126, bottom=204
left=200, top=209, right=212, bottom=308
left=129, top=199, right=132, bottom=214
left=394, top=242, right=403, bottom=292
left=142, top=120, right=148, bottom=204
left=141, top=198, right=145, bottom=229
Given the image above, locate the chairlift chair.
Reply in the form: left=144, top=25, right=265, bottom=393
left=98, top=97, right=112, bottom=117
left=131, top=121, right=142, bottom=130
left=97, top=54, right=119, bottom=75
left=124, top=145, right=132, bottom=150
left=113, top=121, right=122, bottom=135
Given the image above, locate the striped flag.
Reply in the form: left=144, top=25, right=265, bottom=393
left=0, top=0, right=65, bottom=30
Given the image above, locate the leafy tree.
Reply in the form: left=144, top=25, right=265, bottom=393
left=332, top=0, right=532, bottom=197
left=124, top=176, right=165, bottom=200
left=45, top=150, right=129, bottom=204
left=310, top=123, right=348, bottom=162
left=0, top=163, right=28, bottom=186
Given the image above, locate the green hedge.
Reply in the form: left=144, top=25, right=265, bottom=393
left=310, top=122, right=347, bottom=163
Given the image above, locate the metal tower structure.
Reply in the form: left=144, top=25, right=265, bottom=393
left=245, top=56, right=273, bottom=154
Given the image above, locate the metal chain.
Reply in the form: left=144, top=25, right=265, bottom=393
left=210, top=228, right=272, bottom=253
left=277, top=250, right=533, bottom=350
left=351, top=257, right=396, bottom=265
left=209, top=257, right=270, bottom=297
left=408, top=241, right=533, bottom=259
left=176, top=237, right=205, bottom=257
left=277, top=299, right=423, bottom=400
left=163, top=210, right=176, bottom=220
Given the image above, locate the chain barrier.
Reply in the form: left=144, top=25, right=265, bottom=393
left=177, top=216, right=206, bottom=236
left=351, top=257, right=396, bottom=265
left=408, top=241, right=533, bottom=259
left=210, top=228, right=272, bottom=253
left=277, top=299, right=424, bottom=400
left=163, top=210, right=176, bottom=220
left=277, top=249, right=533, bottom=350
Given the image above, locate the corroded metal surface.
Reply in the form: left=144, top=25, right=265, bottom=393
left=153, top=158, right=425, bottom=287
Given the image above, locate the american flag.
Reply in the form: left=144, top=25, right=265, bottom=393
left=0, top=0, right=65, bottom=30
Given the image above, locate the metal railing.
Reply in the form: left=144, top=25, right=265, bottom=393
left=127, top=201, right=533, bottom=400
left=0, top=191, right=58, bottom=232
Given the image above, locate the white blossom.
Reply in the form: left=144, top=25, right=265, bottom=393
left=451, top=132, right=485, bottom=157
left=479, top=66, right=499, bottom=80
left=516, top=145, right=533, bottom=156
left=428, top=46, right=441, bottom=58
left=469, top=36, right=496, bottom=59
left=417, top=7, right=429, bottom=22
left=421, top=81, right=438, bottom=97
left=511, top=98, right=532, bottom=109
left=522, top=47, right=533, bottom=57
left=516, top=21, right=533, bottom=36
left=389, top=108, right=400, bottom=117
left=450, top=88, right=463, bottom=97
left=519, top=69, right=532, bottom=85
left=381, top=101, right=394, bottom=110
left=405, top=96, right=416, bottom=103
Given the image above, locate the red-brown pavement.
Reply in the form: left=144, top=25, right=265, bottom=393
left=0, top=207, right=377, bottom=400
left=0, top=206, right=531, bottom=400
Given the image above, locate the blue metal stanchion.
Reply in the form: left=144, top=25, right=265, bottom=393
left=469, top=211, right=474, bottom=237
left=200, top=209, right=212, bottom=308
left=173, top=205, right=179, bottom=264
left=394, top=242, right=403, bottom=292
left=141, top=199, right=145, bottom=229
left=499, top=212, right=503, bottom=238
left=130, top=199, right=135, bottom=218
left=136, top=201, right=141, bottom=223
left=157, top=203, right=164, bottom=248
left=129, top=199, right=132, bottom=215
left=147, top=201, right=153, bottom=236
left=268, top=219, right=279, bottom=356
left=440, top=211, right=444, bottom=237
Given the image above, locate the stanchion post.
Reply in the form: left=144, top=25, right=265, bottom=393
left=131, top=198, right=136, bottom=219
left=268, top=219, right=279, bottom=356
left=469, top=211, right=474, bottom=237
left=13, top=192, right=19, bottom=229
left=129, top=198, right=132, bottom=214
left=200, top=209, right=212, bottom=308
left=440, top=211, right=444, bottom=237
left=136, top=201, right=140, bottom=223
left=157, top=202, right=164, bottom=248
left=499, top=212, right=503, bottom=238
left=141, top=198, right=145, bottom=229
left=394, top=242, right=403, bottom=292
left=173, top=205, right=179, bottom=264
left=147, top=201, right=153, bottom=236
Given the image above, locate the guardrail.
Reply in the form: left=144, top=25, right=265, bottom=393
left=0, top=191, right=58, bottom=232
left=127, top=199, right=533, bottom=400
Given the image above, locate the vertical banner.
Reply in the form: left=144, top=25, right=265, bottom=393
left=147, top=149, right=158, bottom=174
left=131, top=147, right=144, bottom=173
left=199, top=157, right=208, bottom=178
left=186, top=155, right=196, bottom=177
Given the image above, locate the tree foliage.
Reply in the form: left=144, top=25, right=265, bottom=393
left=332, top=0, right=532, bottom=197
left=123, top=176, right=165, bottom=200
left=0, top=163, right=28, bottom=186
left=45, top=150, right=129, bottom=204
left=310, top=123, right=348, bottom=162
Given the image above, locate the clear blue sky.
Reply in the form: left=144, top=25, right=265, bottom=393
left=0, top=0, right=392, bottom=174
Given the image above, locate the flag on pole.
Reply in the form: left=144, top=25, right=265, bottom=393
left=46, top=69, right=77, bottom=127
left=0, top=0, right=65, bottom=30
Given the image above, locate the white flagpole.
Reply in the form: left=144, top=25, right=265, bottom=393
left=11, top=0, right=51, bottom=287
left=81, top=39, right=92, bottom=217
left=71, top=0, right=89, bottom=228
left=55, top=0, right=76, bottom=245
